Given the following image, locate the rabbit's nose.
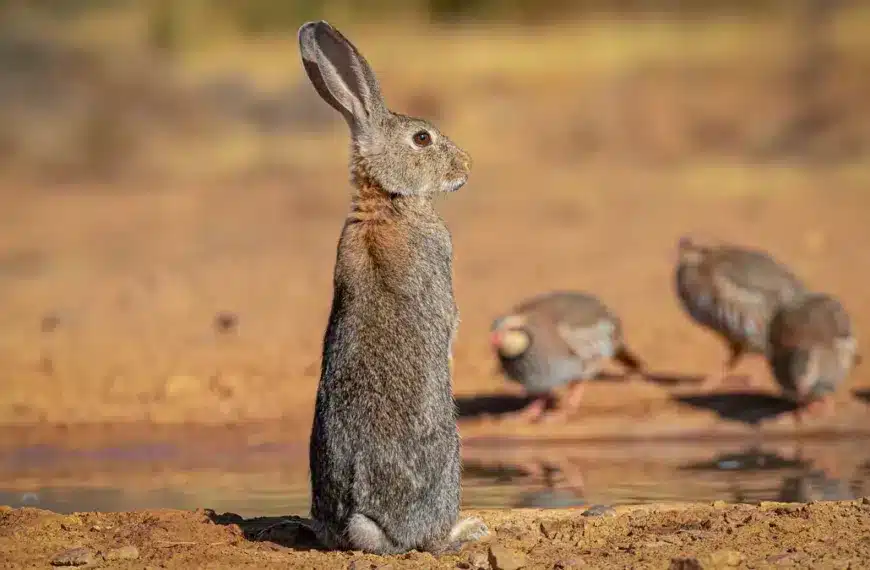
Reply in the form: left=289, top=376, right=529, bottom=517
left=456, top=150, right=472, bottom=173
left=462, top=154, right=473, bottom=172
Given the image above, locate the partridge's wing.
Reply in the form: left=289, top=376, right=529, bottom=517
left=714, top=274, right=771, bottom=333
left=555, top=319, right=617, bottom=362
left=709, top=252, right=803, bottom=349
left=717, top=249, right=807, bottom=303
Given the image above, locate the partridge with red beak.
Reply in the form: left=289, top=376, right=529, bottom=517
left=490, top=291, right=644, bottom=422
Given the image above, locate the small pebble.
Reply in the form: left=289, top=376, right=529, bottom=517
left=669, top=556, right=702, bottom=570
left=553, top=558, right=586, bottom=568
left=581, top=505, right=616, bottom=518
left=40, top=313, right=61, bottom=333
left=105, top=545, right=140, bottom=560
left=59, top=520, right=81, bottom=531
left=164, top=374, right=203, bottom=397
left=214, top=311, right=239, bottom=334
left=20, top=493, right=40, bottom=505
left=50, top=547, right=95, bottom=566
left=495, top=523, right=525, bottom=541
left=467, top=551, right=489, bottom=569
left=641, top=540, right=671, bottom=549
left=539, top=520, right=560, bottom=539
left=767, top=552, right=801, bottom=564
left=488, top=544, right=527, bottom=570
left=706, top=549, right=744, bottom=567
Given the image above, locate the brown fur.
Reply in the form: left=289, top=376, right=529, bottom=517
left=299, top=20, right=487, bottom=555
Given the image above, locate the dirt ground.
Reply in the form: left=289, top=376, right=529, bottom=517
left=2, top=16, right=870, bottom=568
left=1, top=17, right=870, bottom=442
left=2, top=499, right=869, bottom=569
left=1, top=168, right=869, bottom=441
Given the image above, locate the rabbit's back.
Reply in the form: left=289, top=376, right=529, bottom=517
left=311, top=195, right=461, bottom=551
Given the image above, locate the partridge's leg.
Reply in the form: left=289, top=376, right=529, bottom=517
left=541, top=380, right=586, bottom=424
left=504, top=394, right=550, bottom=423
left=804, top=395, right=836, bottom=417
left=702, top=342, right=749, bottom=391
left=792, top=395, right=836, bottom=429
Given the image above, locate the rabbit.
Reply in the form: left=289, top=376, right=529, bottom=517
left=674, top=234, right=808, bottom=391
left=297, top=21, right=488, bottom=555
left=767, top=292, right=859, bottom=425
left=490, top=291, right=644, bottom=422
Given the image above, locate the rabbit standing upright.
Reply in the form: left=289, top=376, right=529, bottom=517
left=298, top=21, right=488, bottom=554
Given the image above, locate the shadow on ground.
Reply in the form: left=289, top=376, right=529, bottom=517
left=456, top=394, right=536, bottom=419
left=208, top=512, right=323, bottom=551
left=640, top=372, right=706, bottom=387
left=673, top=392, right=797, bottom=426
left=457, top=372, right=705, bottom=419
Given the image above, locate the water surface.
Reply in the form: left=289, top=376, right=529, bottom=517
left=1, top=436, right=867, bottom=518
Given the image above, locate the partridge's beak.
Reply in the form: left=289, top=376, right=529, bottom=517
left=490, top=331, right=502, bottom=348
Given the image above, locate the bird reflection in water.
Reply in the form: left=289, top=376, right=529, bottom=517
left=463, top=458, right=586, bottom=509
left=680, top=444, right=865, bottom=504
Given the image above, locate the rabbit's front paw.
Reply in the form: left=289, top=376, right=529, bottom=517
left=448, top=516, right=489, bottom=544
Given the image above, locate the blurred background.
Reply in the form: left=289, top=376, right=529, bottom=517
left=1, top=0, right=869, bottom=514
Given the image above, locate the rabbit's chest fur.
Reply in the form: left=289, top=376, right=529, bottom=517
left=325, top=197, right=458, bottom=422
left=310, top=185, right=462, bottom=549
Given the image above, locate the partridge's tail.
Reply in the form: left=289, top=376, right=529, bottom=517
left=614, top=344, right=645, bottom=374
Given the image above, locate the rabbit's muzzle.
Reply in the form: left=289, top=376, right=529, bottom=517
left=443, top=149, right=472, bottom=193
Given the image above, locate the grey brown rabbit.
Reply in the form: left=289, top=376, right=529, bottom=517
left=767, top=292, right=859, bottom=425
left=298, top=21, right=487, bottom=554
left=674, top=235, right=807, bottom=390
left=490, top=291, right=644, bottom=422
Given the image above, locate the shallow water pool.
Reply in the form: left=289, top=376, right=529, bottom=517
left=1, top=435, right=867, bottom=517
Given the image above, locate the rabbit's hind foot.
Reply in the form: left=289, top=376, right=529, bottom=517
left=429, top=516, right=490, bottom=555
left=448, top=516, right=489, bottom=545
left=347, top=513, right=400, bottom=554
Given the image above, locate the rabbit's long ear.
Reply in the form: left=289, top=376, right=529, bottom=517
left=298, top=21, right=386, bottom=129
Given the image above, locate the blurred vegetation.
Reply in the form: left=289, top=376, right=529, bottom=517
left=2, top=0, right=857, bottom=44
left=0, top=0, right=867, bottom=183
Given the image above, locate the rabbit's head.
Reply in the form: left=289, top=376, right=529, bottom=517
left=299, top=21, right=471, bottom=197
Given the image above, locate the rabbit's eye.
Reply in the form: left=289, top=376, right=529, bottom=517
left=412, top=130, right=432, bottom=147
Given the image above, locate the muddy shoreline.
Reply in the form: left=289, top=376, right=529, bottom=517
left=2, top=500, right=869, bottom=569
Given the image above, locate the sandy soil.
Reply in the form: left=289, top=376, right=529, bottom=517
left=2, top=499, right=869, bottom=569
left=1, top=22, right=869, bottom=440
left=1, top=169, right=869, bottom=441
